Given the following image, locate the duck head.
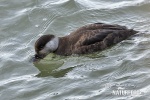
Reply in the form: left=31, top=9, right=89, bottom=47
left=33, top=34, right=59, bottom=62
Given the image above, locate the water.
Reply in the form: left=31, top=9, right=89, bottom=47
left=0, top=0, right=150, bottom=100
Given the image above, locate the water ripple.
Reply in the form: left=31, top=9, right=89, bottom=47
left=0, top=0, right=150, bottom=100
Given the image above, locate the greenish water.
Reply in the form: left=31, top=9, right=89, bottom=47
left=1, top=0, right=150, bottom=100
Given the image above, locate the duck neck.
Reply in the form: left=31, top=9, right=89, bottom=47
left=54, top=36, right=69, bottom=55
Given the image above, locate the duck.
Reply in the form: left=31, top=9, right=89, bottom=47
left=32, top=23, right=138, bottom=62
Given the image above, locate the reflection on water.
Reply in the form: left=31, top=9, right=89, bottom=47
left=1, top=0, right=150, bottom=100
left=35, top=64, right=74, bottom=78
left=33, top=54, right=65, bottom=77
left=33, top=52, right=107, bottom=77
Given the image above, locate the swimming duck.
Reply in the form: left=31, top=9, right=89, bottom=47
left=33, top=23, right=138, bottom=61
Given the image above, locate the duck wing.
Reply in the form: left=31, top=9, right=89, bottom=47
left=73, top=27, right=137, bottom=54
left=82, top=30, right=112, bottom=45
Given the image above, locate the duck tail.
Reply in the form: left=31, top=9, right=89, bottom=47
left=129, top=29, right=138, bottom=35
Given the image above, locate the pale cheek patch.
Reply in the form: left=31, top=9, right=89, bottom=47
left=39, top=47, right=49, bottom=54
left=45, top=37, right=59, bottom=51
left=39, top=37, right=59, bottom=55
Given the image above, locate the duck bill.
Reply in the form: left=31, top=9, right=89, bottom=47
left=30, top=54, right=47, bottom=63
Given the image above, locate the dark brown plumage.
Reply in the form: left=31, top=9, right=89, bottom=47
left=33, top=23, right=138, bottom=61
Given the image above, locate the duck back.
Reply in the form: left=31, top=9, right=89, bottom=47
left=55, top=23, right=138, bottom=55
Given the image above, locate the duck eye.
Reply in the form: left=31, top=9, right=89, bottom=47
left=40, top=46, right=43, bottom=49
left=35, top=56, right=39, bottom=59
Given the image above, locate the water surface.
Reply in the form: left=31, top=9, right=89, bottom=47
left=0, top=0, right=150, bottom=100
